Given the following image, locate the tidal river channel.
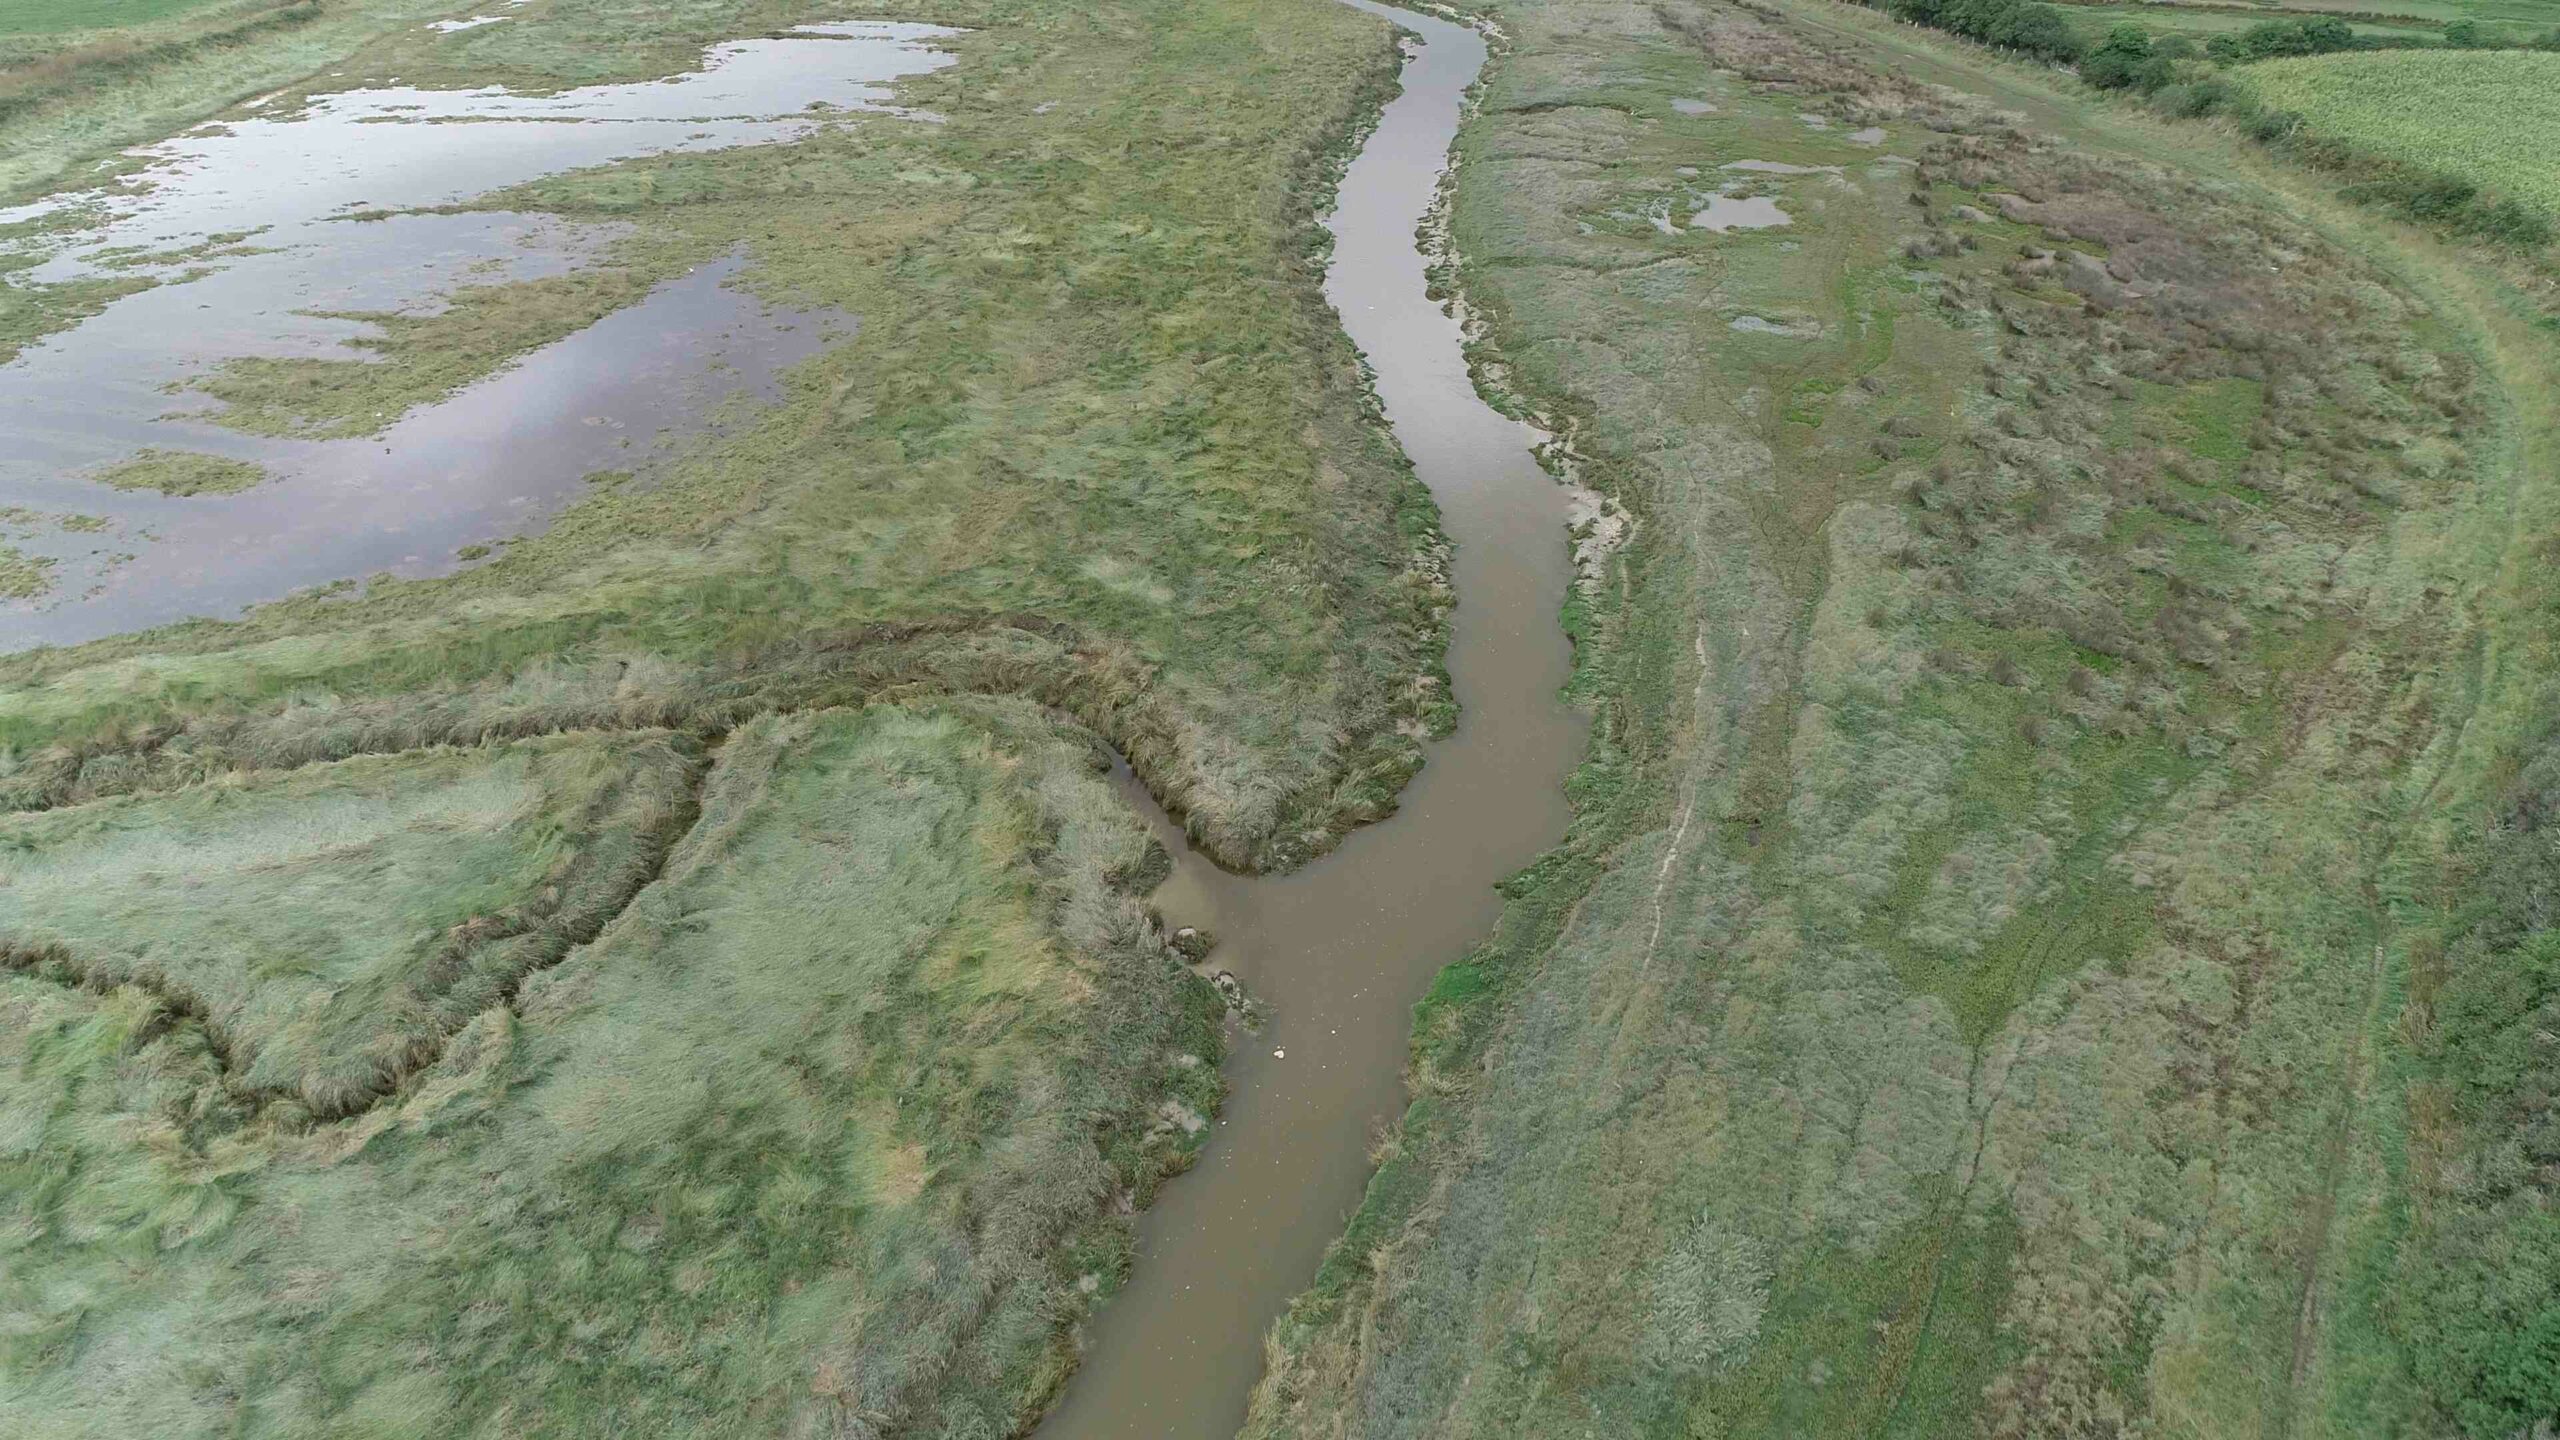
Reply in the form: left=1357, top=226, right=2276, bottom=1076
left=1038, top=4, right=1586, bottom=1435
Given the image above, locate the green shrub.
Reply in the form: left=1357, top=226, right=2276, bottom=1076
left=2389, top=738, right=2560, bottom=1435
left=2206, top=15, right=2358, bottom=63
left=2149, top=74, right=2236, bottom=118
left=1879, top=0, right=2083, bottom=63
left=2079, top=23, right=2154, bottom=89
left=2247, top=106, right=2305, bottom=141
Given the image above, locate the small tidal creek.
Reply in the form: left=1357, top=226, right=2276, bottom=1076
left=1036, top=5, right=1586, bottom=1435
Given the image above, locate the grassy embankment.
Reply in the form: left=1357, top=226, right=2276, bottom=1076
left=1250, top=0, right=2558, bottom=1434
left=0, top=0, right=1448, bottom=1433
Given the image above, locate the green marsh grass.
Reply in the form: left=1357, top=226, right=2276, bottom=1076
left=88, top=447, right=267, bottom=494
left=1248, top=0, right=2555, bottom=1434
left=0, top=701, right=1226, bottom=1437
left=0, top=0, right=1443, bottom=872
left=0, top=546, right=51, bottom=599
left=0, top=731, right=700, bottom=1118
left=0, top=0, right=1436, bottom=1429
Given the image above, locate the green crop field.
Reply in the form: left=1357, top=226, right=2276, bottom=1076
left=2235, top=49, right=2560, bottom=220
left=2055, top=0, right=2560, bottom=41
left=2237, top=0, right=2556, bottom=23
left=0, top=0, right=229, bottom=38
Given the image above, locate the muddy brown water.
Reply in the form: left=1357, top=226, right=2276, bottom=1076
left=0, top=22, right=956, bottom=652
left=1037, top=5, right=1584, bottom=1436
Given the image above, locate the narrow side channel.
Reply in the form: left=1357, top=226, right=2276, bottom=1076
left=1035, top=5, right=1585, bottom=1436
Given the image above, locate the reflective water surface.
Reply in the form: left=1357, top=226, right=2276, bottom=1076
left=1691, top=190, right=1794, bottom=231
left=0, top=22, right=957, bottom=650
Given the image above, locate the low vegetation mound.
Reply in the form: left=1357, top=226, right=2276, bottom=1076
left=191, top=268, right=663, bottom=439
left=88, top=448, right=267, bottom=495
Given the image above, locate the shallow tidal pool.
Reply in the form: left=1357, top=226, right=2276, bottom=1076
left=0, top=20, right=958, bottom=650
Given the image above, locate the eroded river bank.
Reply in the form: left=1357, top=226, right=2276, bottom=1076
left=1038, top=5, right=1586, bottom=1434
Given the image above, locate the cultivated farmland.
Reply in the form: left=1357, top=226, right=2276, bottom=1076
left=2234, top=49, right=2560, bottom=222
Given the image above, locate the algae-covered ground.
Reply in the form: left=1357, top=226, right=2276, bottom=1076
left=1249, top=0, right=2560, bottom=1435
left=0, top=0, right=1435, bottom=1433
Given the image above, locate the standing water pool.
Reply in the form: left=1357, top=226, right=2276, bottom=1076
left=0, top=22, right=957, bottom=651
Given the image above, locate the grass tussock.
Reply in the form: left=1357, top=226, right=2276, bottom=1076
left=0, top=545, right=54, bottom=599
